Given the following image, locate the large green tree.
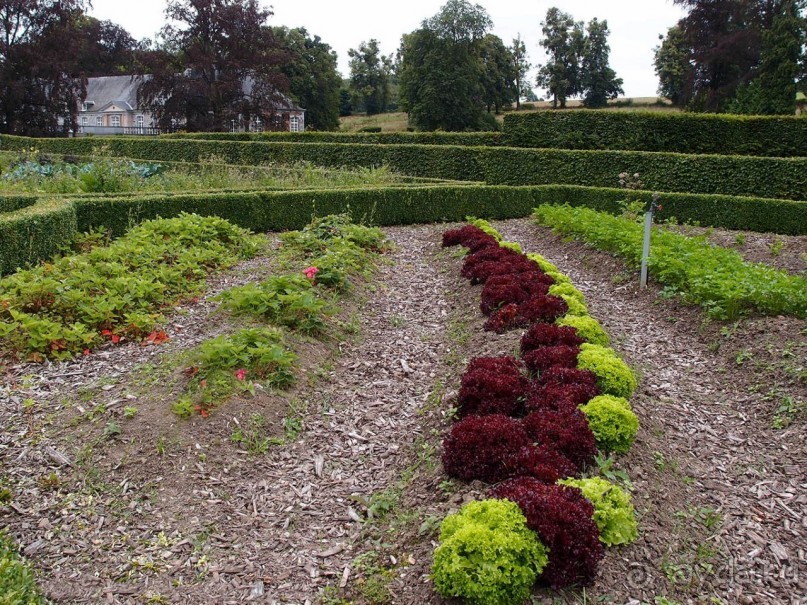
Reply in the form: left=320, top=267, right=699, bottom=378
left=139, top=0, right=289, bottom=132
left=535, top=7, right=584, bottom=108
left=398, top=0, right=494, bottom=130
left=510, top=34, right=531, bottom=109
left=580, top=18, right=624, bottom=108
left=668, top=0, right=806, bottom=112
left=0, top=0, right=88, bottom=135
left=653, top=25, right=692, bottom=105
left=273, top=27, right=341, bottom=130
left=347, top=39, right=392, bottom=115
left=479, top=34, right=518, bottom=113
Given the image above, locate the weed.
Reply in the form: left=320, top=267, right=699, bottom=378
left=735, top=349, right=753, bottom=365
left=230, top=414, right=270, bottom=454
left=103, top=420, right=121, bottom=439
left=769, top=237, right=784, bottom=257
left=772, top=396, right=804, bottom=429
left=733, top=233, right=746, bottom=246
left=594, top=453, right=633, bottom=491
left=123, top=406, right=138, bottom=419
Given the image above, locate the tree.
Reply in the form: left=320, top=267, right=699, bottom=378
left=536, top=7, right=584, bottom=108
left=138, top=0, right=289, bottom=132
left=274, top=27, right=341, bottom=130
left=73, top=16, right=142, bottom=77
left=654, top=25, right=692, bottom=106
left=511, top=34, right=532, bottom=109
left=752, top=0, right=805, bottom=113
left=0, top=1, right=88, bottom=135
left=479, top=34, right=517, bottom=113
left=398, top=0, right=494, bottom=130
left=579, top=18, right=624, bottom=108
left=348, top=39, right=392, bottom=115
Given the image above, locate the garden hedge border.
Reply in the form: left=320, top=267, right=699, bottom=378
left=2, top=183, right=803, bottom=274
left=0, top=194, right=38, bottom=214
left=164, top=131, right=506, bottom=146
left=503, top=110, right=807, bottom=157
left=3, top=134, right=806, bottom=200
left=0, top=198, right=76, bottom=274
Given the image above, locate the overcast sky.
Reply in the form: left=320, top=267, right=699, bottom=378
left=89, top=0, right=686, bottom=98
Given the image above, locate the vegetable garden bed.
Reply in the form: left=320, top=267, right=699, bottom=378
left=0, top=217, right=803, bottom=605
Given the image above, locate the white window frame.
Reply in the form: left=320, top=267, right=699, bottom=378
left=96, top=116, right=103, bottom=126
left=136, top=115, right=145, bottom=128
left=81, top=116, right=88, bottom=126
left=290, top=115, right=300, bottom=132
left=110, top=115, right=121, bottom=128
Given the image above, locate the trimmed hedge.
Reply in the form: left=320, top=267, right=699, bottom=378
left=503, top=110, right=807, bottom=157
left=0, top=195, right=38, bottom=214
left=164, top=131, right=506, bottom=146
left=3, top=134, right=807, bottom=201
left=2, top=183, right=805, bottom=274
left=0, top=198, right=76, bottom=274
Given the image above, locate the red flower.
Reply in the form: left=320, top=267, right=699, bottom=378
left=83, top=348, right=91, bottom=356
left=235, top=368, right=247, bottom=381
left=303, top=266, right=319, bottom=280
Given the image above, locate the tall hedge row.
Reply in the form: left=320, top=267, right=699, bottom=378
left=2, top=184, right=803, bottom=274
left=0, top=198, right=77, bottom=274
left=503, top=110, right=807, bottom=157
left=0, top=194, right=38, bottom=214
left=2, top=135, right=805, bottom=200
left=164, top=131, right=505, bottom=146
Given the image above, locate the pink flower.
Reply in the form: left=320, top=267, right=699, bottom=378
left=235, top=368, right=247, bottom=381
left=303, top=266, right=319, bottom=280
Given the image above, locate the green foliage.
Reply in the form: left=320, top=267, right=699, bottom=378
left=179, top=328, right=297, bottom=417
left=432, top=499, right=548, bottom=605
left=556, top=314, right=610, bottom=347
left=580, top=19, right=624, bottom=108
left=163, top=131, right=505, bottom=145
left=466, top=217, right=502, bottom=241
left=558, top=477, right=638, bottom=546
left=348, top=39, right=392, bottom=115
left=0, top=530, right=46, bottom=605
left=503, top=110, right=807, bottom=157
left=560, top=294, right=588, bottom=316
left=0, top=198, right=77, bottom=275
left=653, top=25, right=690, bottom=107
left=580, top=395, right=639, bottom=454
left=0, top=213, right=257, bottom=360
left=535, top=204, right=807, bottom=318
left=219, top=275, right=328, bottom=334
left=548, top=282, right=586, bottom=305
left=577, top=343, right=637, bottom=399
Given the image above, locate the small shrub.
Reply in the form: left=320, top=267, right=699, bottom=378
left=522, top=408, right=596, bottom=470
left=522, top=345, right=581, bottom=375
left=521, top=323, right=583, bottom=355
left=0, top=530, right=46, bottom=605
left=577, top=344, right=637, bottom=399
left=558, top=477, right=638, bottom=546
left=432, top=499, right=549, bottom=605
left=579, top=395, right=639, bottom=454
left=457, top=357, right=528, bottom=418
left=556, top=315, right=610, bottom=347
left=442, top=415, right=531, bottom=482
left=489, top=478, right=604, bottom=589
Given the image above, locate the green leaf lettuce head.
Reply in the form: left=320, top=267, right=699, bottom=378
left=432, top=499, right=549, bottom=605
left=558, top=477, right=638, bottom=546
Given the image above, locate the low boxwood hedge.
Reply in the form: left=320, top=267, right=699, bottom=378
left=1, top=183, right=804, bottom=274
left=0, top=194, right=38, bottom=214
left=503, top=110, right=807, bottom=157
left=3, top=134, right=806, bottom=201
left=164, top=131, right=506, bottom=146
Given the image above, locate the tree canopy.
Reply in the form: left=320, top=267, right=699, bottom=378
left=348, top=39, right=392, bottom=115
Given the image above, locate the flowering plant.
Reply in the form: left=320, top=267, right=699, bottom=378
left=302, top=266, right=319, bottom=280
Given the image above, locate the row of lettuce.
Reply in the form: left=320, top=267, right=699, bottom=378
left=431, top=222, right=641, bottom=604
left=3, top=183, right=805, bottom=276
left=166, top=110, right=807, bottom=158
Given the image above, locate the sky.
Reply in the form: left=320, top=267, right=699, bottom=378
left=88, top=0, right=687, bottom=99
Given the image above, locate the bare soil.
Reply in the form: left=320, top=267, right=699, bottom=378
left=1, top=219, right=804, bottom=605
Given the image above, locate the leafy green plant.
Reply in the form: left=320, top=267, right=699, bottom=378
left=580, top=395, right=640, bottom=454
left=577, top=343, right=637, bottom=399
left=230, top=414, right=271, bottom=454
left=556, top=314, right=610, bottom=347
left=535, top=204, right=807, bottom=319
left=0, top=530, right=46, bottom=605
left=219, top=275, right=327, bottom=334
left=432, top=499, right=548, bottom=605
left=0, top=213, right=259, bottom=361
left=179, top=328, right=296, bottom=417
left=558, top=477, right=639, bottom=546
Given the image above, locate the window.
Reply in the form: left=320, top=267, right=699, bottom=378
left=96, top=116, right=103, bottom=126
left=81, top=116, right=88, bottom=126
left=110, top=115, right=121, bottom=127
left=136, top=115, right=145, bottom=128
left=290, top=115, right=300, bottom=132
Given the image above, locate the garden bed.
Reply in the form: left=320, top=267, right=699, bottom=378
left=0, top=218, right=803, bottom=605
